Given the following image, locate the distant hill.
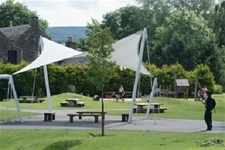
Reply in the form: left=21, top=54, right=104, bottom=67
left=47, top=26, right=87, bottom=43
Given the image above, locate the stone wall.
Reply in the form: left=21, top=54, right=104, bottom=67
left=0, top=17, right=47, bottom=64
left=0, top=32, right=10, bottom=63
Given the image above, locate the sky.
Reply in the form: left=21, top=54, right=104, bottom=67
left=0, top=0, right=138, bottom=27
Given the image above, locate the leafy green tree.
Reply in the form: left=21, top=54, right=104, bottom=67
left=75, top=38, right=88, bottom=51
left=102, top=5, right=148, bottom=40
left=193, top=64, right=215, bottom=92
left=86, top=19, right=115, bottom=136
left=151, top=7, right=220, bottom=81
left=213, top=1, right=225, bottom=47
left=0, top=0, right=49, bottom=35
left=171, top=0, right=215, bottom=18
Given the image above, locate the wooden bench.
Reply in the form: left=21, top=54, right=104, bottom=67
left=44, top=112, right=55, bottom=121
left=18, top=99, right=45, bottom=103
left=60, top=101, right=85, bottom=107
left=20, top=96, right=38, bottom=100
left=146, top=107, right=168, bottom=113
left=60, top=102, right=68, bottom=107
left=76, top=102, right=85, bottom=107
left=67, top=113, right=101, bottom=123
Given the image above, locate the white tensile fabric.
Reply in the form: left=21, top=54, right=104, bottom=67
left=14, top=36, right=82, bottom=74
left=72, top=31, right=151, bottom=75
left=110, top=31, right=150, bottom=75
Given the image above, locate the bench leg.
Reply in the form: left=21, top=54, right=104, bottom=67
left=78, top=115, right=82, bottom=119
left=69, top=116, right=74, bottom=123
left=122, top=114, right=129, bottom=122
left=44, top=114, right=47, bottom=121
left=94, top=116, right=98, bottom=123
left=48, top=114, right=52, bottom=121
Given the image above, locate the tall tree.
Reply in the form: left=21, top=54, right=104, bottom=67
left=0, top=0, right=49, bottom=35
left=151, top=7, right=220, bottom=81
left=213, top=1, right=225, bottom=47
left=102, top=5, right=148, bottom=40
left=86, top=19, right=115, bottom=136
left=171, top=0, right=215, bottom=18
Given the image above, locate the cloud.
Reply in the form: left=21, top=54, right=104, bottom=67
left=0, top=0, right=137, bottom=26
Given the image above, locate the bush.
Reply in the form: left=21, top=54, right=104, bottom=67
left=213, top=84, right=223, bottom=94
left=199, top=137, right=224, bottom=147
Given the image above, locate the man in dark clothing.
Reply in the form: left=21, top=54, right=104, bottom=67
left=202, top=90, right=213, bottom=130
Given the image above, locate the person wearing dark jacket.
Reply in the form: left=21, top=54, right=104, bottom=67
left=202, top=90, right=213, bottom=130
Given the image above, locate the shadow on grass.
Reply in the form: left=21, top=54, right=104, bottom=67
left=43, top=140, right=82, bottom=150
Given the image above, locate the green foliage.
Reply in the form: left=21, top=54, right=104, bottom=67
left=152, top=7, right=217, bottom=69
left=213, top=1, right=225, bottom=47
left=193, top=64, right=215, bottom=92
left=0, top=0, right=49, bottom=35
left=0, top=61, right=217, bottom=97
left=199, top=137, right=224, bottom=147
left=86, top=19, right=115, bottom=91
left=75, top=38, right=88, bottom=51
left=102, top=5, right=147, bottom=40
left=213, top=84, right=223, bottom=94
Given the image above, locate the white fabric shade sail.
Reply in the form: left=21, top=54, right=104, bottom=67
left=14, top=36, right=82, bottom=75
left=71, top=31, right=151, bottom=75
left=110, top=31, right=150, bottom=75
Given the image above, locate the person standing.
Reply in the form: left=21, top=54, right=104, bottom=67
left=202, top=90, right=214, bottom=130
left=118, top=85, right=125, bottom=102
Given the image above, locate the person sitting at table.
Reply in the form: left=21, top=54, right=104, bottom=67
left=117, top=85, right=125, bottom=102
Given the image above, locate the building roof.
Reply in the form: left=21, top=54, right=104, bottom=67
left=176, top=79, right=189, bottom=86
left=0, top=25, right=30, bottom=41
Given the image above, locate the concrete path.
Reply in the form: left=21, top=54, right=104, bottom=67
left=0, top=108, right=224, bottom=133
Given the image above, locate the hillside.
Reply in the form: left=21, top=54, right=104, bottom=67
left=47, top=26, right=87, bottom=43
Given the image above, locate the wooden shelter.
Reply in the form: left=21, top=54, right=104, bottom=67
left=175, top=79, right=190, bottom=99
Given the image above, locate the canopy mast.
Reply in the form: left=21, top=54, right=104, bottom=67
left=128, top=28, right=147, bottom=123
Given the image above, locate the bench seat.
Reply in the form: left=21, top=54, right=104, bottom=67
left=148, top=107, right=167, bottom=113
left=76, top=102, right=85, bottom=107
left=18, top=99, right=45, bottom=103
left=67, top=113, right=101, bottom=123
left=60, top=102, right=68, bottom=107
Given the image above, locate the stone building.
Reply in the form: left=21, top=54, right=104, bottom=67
left=0, top=17, right=47, bottom=64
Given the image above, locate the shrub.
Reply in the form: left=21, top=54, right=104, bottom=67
left=213, top=84, right=223, bottom=94
left=199, top=137, right=224, bottom=147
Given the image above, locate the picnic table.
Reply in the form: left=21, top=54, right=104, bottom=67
left=65, top=98, right=79, bottom=107
left=67, top=111, right=107, bottom=123
left=18, top=96, right=45, bottom=103
left=135, top=102, right=166, bottom=113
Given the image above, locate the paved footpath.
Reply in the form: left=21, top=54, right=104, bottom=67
left=0, top=108, right=224, bottom=133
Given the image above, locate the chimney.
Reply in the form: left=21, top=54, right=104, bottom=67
left=66, top=36, right=76, bottom=49
left=29, top=16, right=38, bottom=28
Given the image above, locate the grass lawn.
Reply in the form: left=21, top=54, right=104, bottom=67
left=0, top=130, right=224, bottom=150
left=0, top=93, right=224, bottom=121
left=0, top=93, right=224, bottom=150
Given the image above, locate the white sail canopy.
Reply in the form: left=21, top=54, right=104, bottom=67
left=14, top=36, right=82, bottom=75
left=71, top=31, right=151, bottom=75
left=110, top=31, right=150, bottom=75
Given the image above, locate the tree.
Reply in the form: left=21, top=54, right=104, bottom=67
left=102, top=5, right=148, bottom=40
left=75, top=38, right=88, bottom=51
left=0, top=0, right=49, bottom=35
left=86, top=19, right=115, bottom=136
left=171, top=0, right=215, bottom=18
left=151, top=8, right=220, bottom=81
left=213, top=1, right=225, bottom=47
